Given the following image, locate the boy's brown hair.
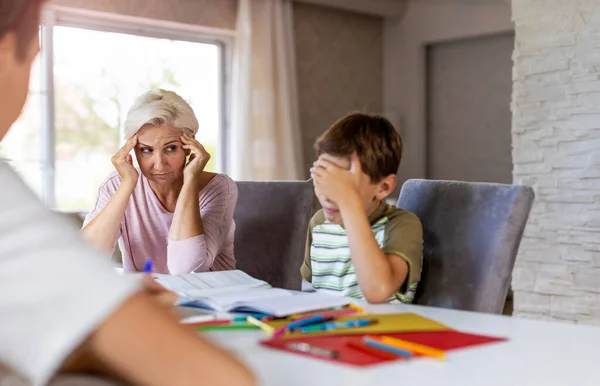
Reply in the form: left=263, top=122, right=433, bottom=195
left=314, top=112, right=403, bottom=183
left=0, top=0, right=46, bottom=59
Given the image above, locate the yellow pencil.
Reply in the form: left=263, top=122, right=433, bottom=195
left=246, top=316, right=275, bottom=335
left=348, top=303, right=366, bottom=314
left=377, top=336, right=446, bottom=359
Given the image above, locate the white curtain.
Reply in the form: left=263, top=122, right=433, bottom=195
left=229, top=0, right=303, bottom=181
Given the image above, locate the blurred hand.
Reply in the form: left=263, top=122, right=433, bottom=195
left=141, top=276, right=179, bottom=319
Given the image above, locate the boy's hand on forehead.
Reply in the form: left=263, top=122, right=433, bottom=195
left=311, top=153, right=365, bottom=205
left=348, top=153, right=366, bottom=177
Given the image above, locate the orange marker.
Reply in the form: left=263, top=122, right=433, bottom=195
left=373, top=335, right=446, bottom=360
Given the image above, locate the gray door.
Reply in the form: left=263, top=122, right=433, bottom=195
left=426, top=33, right=514, bottom=183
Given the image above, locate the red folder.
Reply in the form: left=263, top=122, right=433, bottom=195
left=261, top=330, right=507, bottom=367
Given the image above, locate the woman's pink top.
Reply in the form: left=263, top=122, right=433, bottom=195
left=84, top=172, right=237, bottom=274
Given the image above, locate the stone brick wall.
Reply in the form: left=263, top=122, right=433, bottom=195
left=512, top=0, right=600, bottom=324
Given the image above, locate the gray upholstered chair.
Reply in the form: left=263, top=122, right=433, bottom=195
left=397, top=179, right=534, bottom=314
left=234, top=180, right=314, bottom=290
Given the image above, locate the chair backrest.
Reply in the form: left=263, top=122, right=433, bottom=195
left=397, top=179, right=534, bottom=314
left=234, top=180, right=314, bottom=290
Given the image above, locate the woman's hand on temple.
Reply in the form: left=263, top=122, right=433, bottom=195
left=181, top=135, right=211, bottom=188
left=111, top=135, right=139, bottom=187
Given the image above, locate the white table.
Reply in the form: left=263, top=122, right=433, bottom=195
left=205, top=302, right=600, bottom=386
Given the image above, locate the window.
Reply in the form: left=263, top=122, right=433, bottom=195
left=0, top=57, right=43, bottom=197
left=2, top=8, right=231, bottom=211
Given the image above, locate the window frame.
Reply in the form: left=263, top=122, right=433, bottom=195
left=38, top=5, right=234, bottom=208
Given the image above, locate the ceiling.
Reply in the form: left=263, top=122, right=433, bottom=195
left=293, top=0, right=408, bottom=18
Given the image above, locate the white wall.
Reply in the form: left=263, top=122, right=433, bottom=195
left=383, top=0, right=513, bottom=192
left=294, top=0, right=407, bottom=18
left=512, top=0, right=600, bottom=324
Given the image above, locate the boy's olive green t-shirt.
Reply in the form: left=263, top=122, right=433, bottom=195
left=300, top=202, right=423, bottom=303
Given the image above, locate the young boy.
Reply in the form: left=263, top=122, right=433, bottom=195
left=301, top=112, right=423, bottom=304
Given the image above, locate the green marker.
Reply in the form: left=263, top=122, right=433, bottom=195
left=297, top=318, right=376, bottom=333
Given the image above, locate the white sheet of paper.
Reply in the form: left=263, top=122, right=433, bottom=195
left=241, top=292, right=351, bottom=317
left=195, top=288, right=292, bottom=310
left=152, top=270, right=271, bottom=297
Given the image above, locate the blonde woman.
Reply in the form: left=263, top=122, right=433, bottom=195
left=82, top=90, right=237, bottom=274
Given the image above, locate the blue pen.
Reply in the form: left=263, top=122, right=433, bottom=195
left=287, top=314, right=332, bottom=331
left=298, top=318, right=375, bottom=333
left=363, top=338, right=413, bottom=358
left=143, top=258, right=153, bottom=274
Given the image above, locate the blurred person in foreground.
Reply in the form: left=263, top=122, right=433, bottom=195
left=0, top=1, right=255, bottom=385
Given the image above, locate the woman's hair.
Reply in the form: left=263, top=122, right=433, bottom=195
left=123, top=89, right=199, bottom=139
left=0, top=0, right=46, bottom=59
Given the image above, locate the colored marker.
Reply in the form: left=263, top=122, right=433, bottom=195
left=188, top=320, right=232, bottom=328
left=286, top=314, right=334, bottom=331
left=348, top=303, right=366, bottom=314
left=187, top=317, right=248, bottom=328
left=271, top=325, right=288, bottom=339
left=194, top=324, right=259, bottom=331
left=303, top=308, right=358, bottom=320
left=298, top=318, right=376, bottom=333
left=271, top=314, right=333, bottom=339
left=285, top=342, right=339, bottom=359
left=187, top=316, right=247, bottom=328
left=363, top=337, right=412, bottom=358
left=374, top=335, right=446, bottom=360
left=246, top=316, right=275, bottom=334
left=346, top=341, right=400, bottom=360
left=143, top=258, right=153, bottom=274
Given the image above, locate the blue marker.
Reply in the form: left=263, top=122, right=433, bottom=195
left=298, top=318, right=375, bottom=333
left=143, top=258, right=153, bottom=274
left=363, top=337, right=413, bottom=358
left=287, top=314, right=333, bottom=331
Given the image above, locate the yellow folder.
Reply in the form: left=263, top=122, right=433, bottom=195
left=266, top=312, right=452, bottom=338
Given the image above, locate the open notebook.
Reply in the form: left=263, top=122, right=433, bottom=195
left=152, top=270, right=271, bottom=297
left=152, top=270, right=350, bottom=317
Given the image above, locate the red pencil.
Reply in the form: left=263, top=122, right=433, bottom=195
left=187, top=320, right=233, bottom=328
left=346, top=341, right=400, bottom=360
